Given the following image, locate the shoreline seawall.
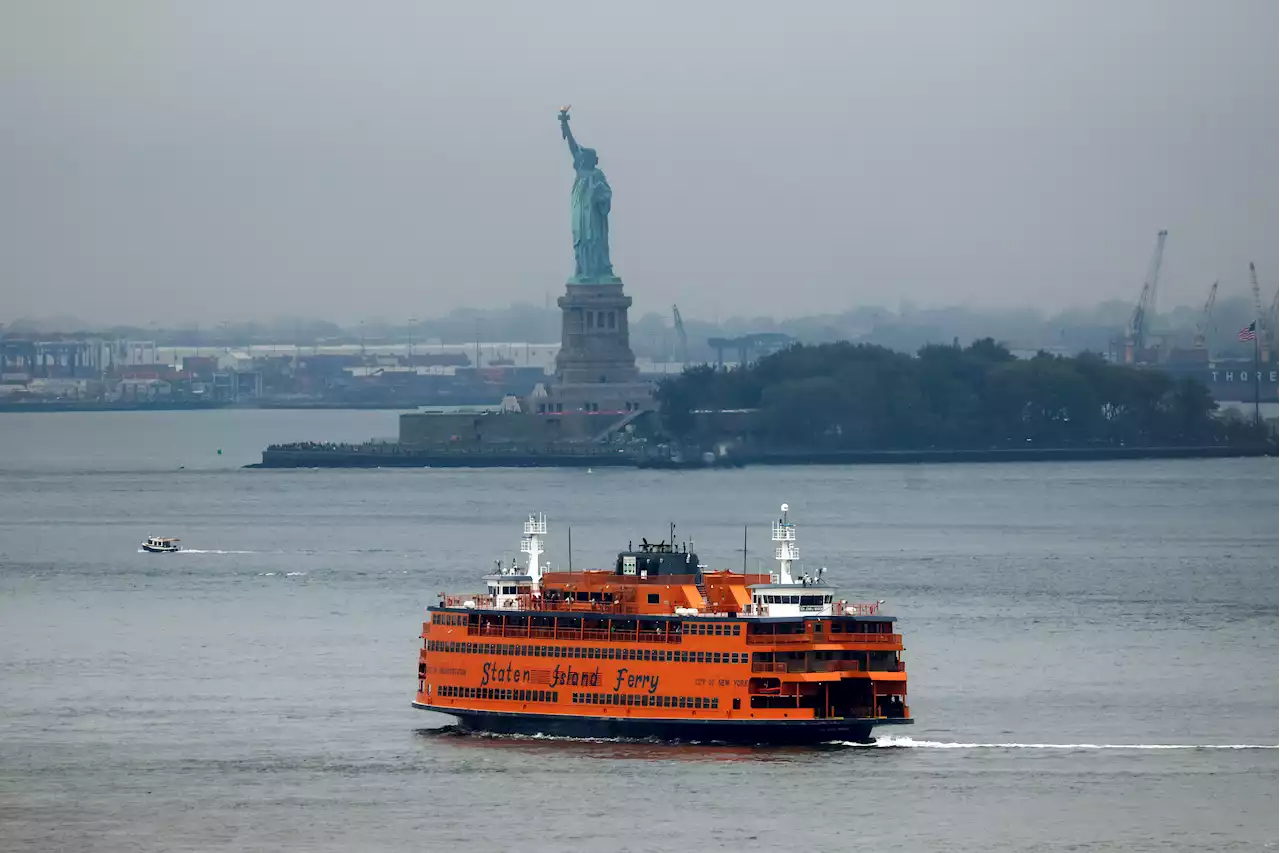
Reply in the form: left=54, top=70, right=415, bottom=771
left=246, top=443, right=1276, bottom=469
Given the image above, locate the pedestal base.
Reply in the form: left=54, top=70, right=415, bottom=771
left=555, top=279, right=639, bottom=385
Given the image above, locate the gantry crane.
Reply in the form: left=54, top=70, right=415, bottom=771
left=1270, top=289, right=1279, bottom=344
left=1249, top=262, right=1275, bottom=361
left=671, top=305, right=690, bottom=364
left=1125, top=230, right=1168, bottom=362
left=1192, top=281, right=1218, bottom=350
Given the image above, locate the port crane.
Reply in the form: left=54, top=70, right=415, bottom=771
left=1249, top=262, right=1264, bottom=325
left=671, top=305, right=690, bottom=364
left=1192, top=281, right=1218, bottom=350
left=1125, top=229, right=1168, bottom=362
left=1248, top=262, right=1278, bottom=360
left=1270, top=289, right=1279, bottom=346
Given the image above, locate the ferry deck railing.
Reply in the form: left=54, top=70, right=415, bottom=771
left=745, top=632, right=901, bottom=645
left=463, top=622, right=683, bottom=644
left=750, top=660, right=903, bottom=674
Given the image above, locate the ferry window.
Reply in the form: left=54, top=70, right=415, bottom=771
left=714, top=625, right=722, bottom=636
left=713, top=652, right=721, bottom=663
left=679, top=697, right=688, bottom=708
left=711, top=698, right=719, bottom=709
left=647, top=593, right=660, bottom=604
left=696, top=652, right=705, bottom=663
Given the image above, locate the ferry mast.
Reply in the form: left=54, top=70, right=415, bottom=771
left=772, top=503, right=798, bottom=585
left=521, top=512, right=547, bottom=589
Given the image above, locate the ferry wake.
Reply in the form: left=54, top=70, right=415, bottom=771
left=413, top=504, right=912, bottom=745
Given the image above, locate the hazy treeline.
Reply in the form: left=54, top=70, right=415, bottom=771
left=655, top=340, right=1263, bottom=450
left=3, top=294, right=1273, bottom=362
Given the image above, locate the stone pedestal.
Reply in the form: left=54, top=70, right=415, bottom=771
left=546, top=279, right=654, bottom=414
left=555, top=281, right=639, bottom=383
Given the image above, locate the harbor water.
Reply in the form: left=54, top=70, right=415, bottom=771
left=0, top=411, right=1276, bottom=852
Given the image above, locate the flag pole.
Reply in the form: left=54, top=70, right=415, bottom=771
left=1254, top=332, right=1260, bottom=427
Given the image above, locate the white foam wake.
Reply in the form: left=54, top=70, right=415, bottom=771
left=177, top=549, right=257, bottom=554
left=861, top=736, right=1278, bottom=750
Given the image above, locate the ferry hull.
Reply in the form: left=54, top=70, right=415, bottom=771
left=413, top=702, right=911, bottom=745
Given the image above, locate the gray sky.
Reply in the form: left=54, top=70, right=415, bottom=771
left=1, top=0, right=1275, bottom=326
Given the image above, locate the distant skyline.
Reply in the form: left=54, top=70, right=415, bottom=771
left=2, top=1, right=1276, bottom=325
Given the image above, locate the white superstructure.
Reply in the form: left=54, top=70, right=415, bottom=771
left=749, top=503, right=835, bottom=617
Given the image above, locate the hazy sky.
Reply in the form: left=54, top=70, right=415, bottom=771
left=2, top=0, right=1275, bottom=326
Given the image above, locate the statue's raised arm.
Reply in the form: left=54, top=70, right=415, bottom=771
left=558, top=105, right=580, bottom=159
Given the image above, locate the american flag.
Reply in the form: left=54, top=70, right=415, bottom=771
left=1238, top=321, right=1257, bottom=342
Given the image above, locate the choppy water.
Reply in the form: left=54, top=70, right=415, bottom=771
left=0, top=411, right=1276, bottom=852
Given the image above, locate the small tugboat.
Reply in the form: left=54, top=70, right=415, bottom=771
left=413, top=504, right=912, bottom=744
left=140, top=536, right=181, bottom=553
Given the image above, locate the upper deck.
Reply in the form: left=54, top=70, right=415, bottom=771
left=435, top=504, right=890, bottom=625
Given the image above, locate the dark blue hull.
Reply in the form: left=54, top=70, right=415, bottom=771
left=412, top=702, right=911, bottom=745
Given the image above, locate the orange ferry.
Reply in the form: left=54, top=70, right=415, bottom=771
left=414, top=504, right=912, bottom=744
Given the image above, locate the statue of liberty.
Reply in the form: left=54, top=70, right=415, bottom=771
left=559, top=106, right=617, bottom=283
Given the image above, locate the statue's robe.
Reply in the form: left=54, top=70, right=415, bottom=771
left=571, top=158, right=614, bottom=281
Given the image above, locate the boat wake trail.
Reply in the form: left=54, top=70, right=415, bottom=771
left=178, top=549, right=258, bottom=555
left=857, top=736, right=1278, bottom=750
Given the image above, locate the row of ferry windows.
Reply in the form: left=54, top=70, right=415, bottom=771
left=758, top=595, right=830, bottom=606
left=572, top=693, right=720, bottom=710
left=437, top=685, right=559, bottom=703
left=427, top=640, right=747, bottom=665
left=433, top=614, right=741, bottom=635
left=686, top=623, right=740, bottom=636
